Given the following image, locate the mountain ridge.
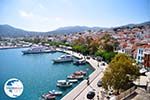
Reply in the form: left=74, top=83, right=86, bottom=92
left=0, top=25, right=104, bottom=37
left=0, top=21, right=149, bottom=37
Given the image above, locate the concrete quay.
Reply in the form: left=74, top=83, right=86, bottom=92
left=56, top=48, right=107, bottom=100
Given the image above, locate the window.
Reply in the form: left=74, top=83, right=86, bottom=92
left=139, top=49, right=140, bottom=54
left=141, top=50, right=143, bottom=54
left=141, top=57, right=144, bottom=60
left=138, top=56, right=140, bottom=60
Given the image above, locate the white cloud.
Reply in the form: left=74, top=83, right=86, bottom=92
left=55, top=17, right=62, bottom=21
left=39, top=4, right=45, bottom=9
left=19, top=10, right=33, bottom=18
left=43, top=17, right=49, bottom=21
left=18, top=10, right=67, bottom=31
left=19, top=10, right=50, bottom=21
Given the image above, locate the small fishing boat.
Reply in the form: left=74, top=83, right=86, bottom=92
left=49, top=90, right=62, bottom=96
left=42, top=93, right=56, bottom=100
left=56, top=80, right=72, bottom=88
left=68, top=79, right=78, bottom=83
left=67, top=74, right=84, bottom=79
left=73, top=59, right=86, bottom=65
left=74, top=70, right=86, bottom=76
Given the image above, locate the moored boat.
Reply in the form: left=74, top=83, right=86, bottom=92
left=49, top=90, right=62, bottom=96
left=53, top=55, right=73, bottom=63
left=22, top=46, right=55, bottom=54
left=68, top=79, right=78, bottom=83
left=73, top=59, right=86, bottom=65
left=67, top=74, right=84, bottom=79
left=56, top=80, right=72, bottom=88
left=42, top=93, right=56, bottom=100
left=74, top=70, right=87, bottom=76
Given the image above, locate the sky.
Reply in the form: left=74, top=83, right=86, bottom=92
left=0, top=0, right=150, bottom=32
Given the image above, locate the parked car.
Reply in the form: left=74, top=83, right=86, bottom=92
left=96, top=56, right=103, bottom=61
left=97, top=80, right=102, bottom=87
left=101, top=62, right=105, bottom=66
left=86, top=56, right=90, bottom=59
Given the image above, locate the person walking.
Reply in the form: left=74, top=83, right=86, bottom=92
left=87, top=77, right=90, bottom=85
left=97, top=92, right=100, bottom=100
left=97, top=62, right=99, bottom=67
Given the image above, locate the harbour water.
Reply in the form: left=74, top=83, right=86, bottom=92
left=0, top=48, right=93, bottom=100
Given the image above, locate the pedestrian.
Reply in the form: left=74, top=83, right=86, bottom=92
left=97, top=92, right=100, bottom=100
left=101, top=91, right=104, bottom=100
left=87, top=77, right=90, bottom=85
left=97, top=63, right=99, bottom=67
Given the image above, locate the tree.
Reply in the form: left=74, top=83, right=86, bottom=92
left=103, top=44, right=114, bottom=52
left=72, top=45, right=89, bottom=55
left=73, top=36, right=85, bottom=45
left=88, top=38, right=100, bottom=55
left=101, top=33, right=112, bottom=43
left=72, top=33, right=117, bottom=56
left=102, top=51, right=116, bottom=62
left=102, top=53, right=139, bottom=93
left=95, top=50, right=116, bottom=62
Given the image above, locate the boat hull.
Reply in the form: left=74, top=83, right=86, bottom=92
left=53, top=59, right=73, bottom=63
left=41, top=93, right=56, bottom=100
left=73, top=60, right=86, bottom=65
left=67, top=75, right=84, bottom=79
left=53, top=55, right=73, bottom=63
left=68, top=79, right=78, bottom=83
left=56, top=83, right=72, bottom=88
left=49, top=91, right=62, bottom=96
left=22, top=50, right=55, bottom=54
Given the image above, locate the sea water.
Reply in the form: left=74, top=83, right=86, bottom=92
left=0, top=48, right=93, bottom=100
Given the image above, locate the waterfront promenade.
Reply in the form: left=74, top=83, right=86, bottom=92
left=56, top=48, right=107, bottom=100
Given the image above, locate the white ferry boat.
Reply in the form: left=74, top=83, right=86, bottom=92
left=53, top=55, right=73, bottom=63
left=22, top=46, right=55, bottom=54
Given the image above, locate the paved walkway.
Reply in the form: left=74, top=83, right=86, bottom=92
left=56, top=48, right=107, bottom=100
left=124, top=88, right=150, bottom=100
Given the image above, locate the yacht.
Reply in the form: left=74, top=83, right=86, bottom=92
left=73, top=59, right=86, bottom=65
left=53, top=55, right=73, bottom=63
left=56, top=80, right=72, bottom=88
left=22, top=46, right=55, bottom=54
